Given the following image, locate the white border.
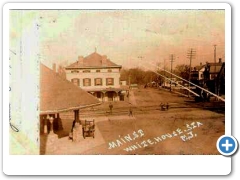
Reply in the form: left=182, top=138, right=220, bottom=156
left=3, top=3, right=231, bottom=175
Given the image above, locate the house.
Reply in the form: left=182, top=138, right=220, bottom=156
left=65, top=51, right=126, bottom=102
left=191, top=63, right=205, bottom=80
left=190, top=63, right=205, bottom=85
left=205, top=59, right=224, bottom=80
left=191, top=59, right=224, bottom=82
left=191, top=58, right=225, bottom=95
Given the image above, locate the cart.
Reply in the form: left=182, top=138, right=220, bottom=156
left=82, top=119, right=95, bottom=139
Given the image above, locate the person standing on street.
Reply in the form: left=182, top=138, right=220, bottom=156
left=109, top=103, right=113, bottom=114
left=129, top=107, right=133, bottom=117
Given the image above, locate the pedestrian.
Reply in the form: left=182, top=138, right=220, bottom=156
left=206, top=92, right=210, bottom=102
left=129, top=107, right=133, bottom=117
left=109, top=103, right=113, bottom=114
left=160, top=103, right=164, bottom=111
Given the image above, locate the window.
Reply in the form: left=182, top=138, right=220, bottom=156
left=83, top=70, right=91, bottom=73
left=83, top=78, right=91, bottom=86
left=71, top=70, right=79, bottom=73
left=107, top=69, right=112, bottom=72
left=95, top=78, right=102, bottom=86
left=96, top=69, right=101, bottom=72
left=71, top=78, right=80, bottom=86
left=106, top=78, right=114, bottom=86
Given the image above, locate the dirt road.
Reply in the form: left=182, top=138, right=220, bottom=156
left=41, top=87, right=225, bottom=155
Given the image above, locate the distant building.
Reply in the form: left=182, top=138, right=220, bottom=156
left=204, top=59, right=224, bottom=80
left=130, top=84, right=139, bottom=89
left=191, top=58, right=225, bottom=95
left=191, top=59, right=224, bottom=82
left=65, top=51, right=126, bottom=102
left=120, top=80, right=127, bottom=86
left=190, top=63, right=205, bottom=85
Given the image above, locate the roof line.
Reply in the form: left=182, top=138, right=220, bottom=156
left=65, top=66, right=122, bottom=69
left=40, top=102, right=102, bottom=115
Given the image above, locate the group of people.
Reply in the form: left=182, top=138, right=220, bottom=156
left=200, top=90, right=210, bottom=102
left=160, top=103, right=169, bottom=111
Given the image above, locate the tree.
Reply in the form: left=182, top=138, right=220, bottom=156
left=128, top=68, right=145, bottom=85
left=143, top=70, right=158, bottom=84
left=174, top=64, right=190, bottom=81
left=120, top=68, right=130, bottom=82
left=120, top=68, right=159, bottom=85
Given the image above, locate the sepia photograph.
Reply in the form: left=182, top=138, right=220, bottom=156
left=9, top=8, right=225, bottom=155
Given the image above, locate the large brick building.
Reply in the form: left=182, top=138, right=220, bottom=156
left=65, top=51, right=126, bottom=102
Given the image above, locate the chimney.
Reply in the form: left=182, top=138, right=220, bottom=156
left=58, top=65, right=62, bottom=74
left=58, top=65, right=66, bottom=79
left=78, top=56, right=84, bottom=65
left=102, top=55, right=107, bottom=66
left=219, top=58, right=222, bottom=63
left=52, top=63, right=56, bottom=72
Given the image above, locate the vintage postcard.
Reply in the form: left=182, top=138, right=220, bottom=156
left=3, top=3, right=233, bottom=175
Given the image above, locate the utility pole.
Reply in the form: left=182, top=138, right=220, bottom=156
left=187, top=48, right=196, bottom=97
left=164, top=58, right=166, bottom=87
left=214, top=44, right=217, bottom=75
left=156, top=62, right=161, bottom=87
left=213, top=44, right=217, bottom=97
left=128, top=74, right=131, bottom=87
left=128, top=73, right=131, bottom=102
left=169, top=54, right=175, bottom=92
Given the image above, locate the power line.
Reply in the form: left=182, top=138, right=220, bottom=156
left=138, top=59, right=225, bottom=102
left=138, top=64, right=200, bottom=97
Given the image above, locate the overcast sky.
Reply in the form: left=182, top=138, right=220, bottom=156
left=10, top=10, right=225, bottom=70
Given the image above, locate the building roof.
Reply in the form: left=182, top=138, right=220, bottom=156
left=194, top=65, right=205, bottom=71
left=40, top=64, right=100, bottom=114
left=209, top=65, right=223, bottom=74
left=207, top=62, right=224, bottom=74
left=66, top=52, right=122, bottom=69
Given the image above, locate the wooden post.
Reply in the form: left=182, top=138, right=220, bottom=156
left=74, top=109, right=79, bottom=122
left=45, top=114, right=58, bottom=154
left=73, top=109, right=83, bottom=142
left=49, top=116, right=54, bottom=134
left=44, top=116, right=48, bottom=134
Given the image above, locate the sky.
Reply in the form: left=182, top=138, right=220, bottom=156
left=10, top=9, right=225, bottom=70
